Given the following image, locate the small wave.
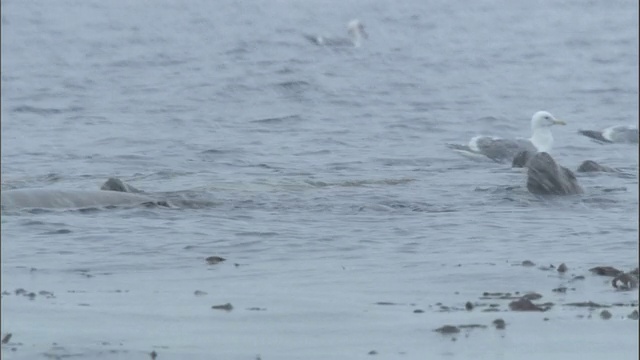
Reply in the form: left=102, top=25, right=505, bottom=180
left=275, top=80, right=311, bottom=90
left=250, top=115, right=302, bottom=124
left=304, top=178, right=416, bottom=188
left=12, top=105, right=83, bottom=115
left=235, top=231, right=279, bottom=237
left=576, top=87, right=632, bottom=94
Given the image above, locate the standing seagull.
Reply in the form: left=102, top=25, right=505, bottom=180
left=446, top=111, right=567, bottom=163
left=304, top=19, right=368, bottom=48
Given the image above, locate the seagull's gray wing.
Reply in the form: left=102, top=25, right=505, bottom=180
left=474, top=137, right=536, bottom=162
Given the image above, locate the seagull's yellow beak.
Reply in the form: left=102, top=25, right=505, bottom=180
left=553, top=119, right=567, bottom=125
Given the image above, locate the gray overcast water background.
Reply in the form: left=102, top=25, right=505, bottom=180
left=1, top=0, right=638, bottom=359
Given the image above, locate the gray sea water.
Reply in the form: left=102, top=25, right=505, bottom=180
left=1, top=0, right=638, bottom=359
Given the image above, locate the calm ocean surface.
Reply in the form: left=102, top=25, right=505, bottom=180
left=1, top=0, right=638, bottom=359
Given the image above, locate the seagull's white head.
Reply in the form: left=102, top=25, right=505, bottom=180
left=531, top=111, right=566, bottom=130
left=529, top=111, right=566, bottom=152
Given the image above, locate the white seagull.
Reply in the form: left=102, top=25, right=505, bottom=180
left=578, top=125, right=638, bottom=144
left=447, top=111, right=567, bottom=163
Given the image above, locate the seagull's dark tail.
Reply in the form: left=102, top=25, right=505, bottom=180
left=578, top=130, right=612, bottom=144
left=303, top=34, right=322, bottom=45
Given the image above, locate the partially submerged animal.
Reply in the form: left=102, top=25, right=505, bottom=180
left=304, top=19, right=368, bottom=48
left=576, top=160, right=617, bottom=173
left=1, top=178, right=167, bottom=211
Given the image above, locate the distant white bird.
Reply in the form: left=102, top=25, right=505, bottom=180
left=304, top=19, right=368, bottom=48
left=446, top=111, right=567, bottom=163
left=578, top=125, right=638, bottom=144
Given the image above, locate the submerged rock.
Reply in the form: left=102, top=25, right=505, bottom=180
left=457, top=324, right=487, bottom=329
left=557, top=263, right=568, bottom=273
left=522, top=292, right=543, bottom=301
left=206, top=256, right=226, bottom=265
left=101, top=178, right=143, bottom=193
left=565, top=301, right=609, bottom=308
left=508, top=298, right=545, bottom=311
left=577, top=160, right=616, bottom=173
left=434, top=325, right=460, bottom=334
left=599, top=310, right=612, bottom=320
left=211, top=303, right=233, bottom=311
left=589, top=266, right=623, bottom=277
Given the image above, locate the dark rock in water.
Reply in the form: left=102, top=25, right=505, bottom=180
left=101, top=178, right=143, bottom=193
left=493, top=319, right=506, bottom=329
left=465, top=301, right=474, bottom=311
left=577, top=160, right=616, bottom=173
left=206, top=256, right=226, bottom=265
left=589, top=266, right=623, bottom=277
left=521, top=260, right=536, bottom=267
left=512, top=150, right=534, bottom=168
left=522, top=292, right=543, bottom=300
left=525, top=152, right=583, bottom=195
left=482, top=308, right=500, bottom=312
left=599, top=310, right=612, bottom=320
left=434, top=325, right=460, bottom=334
left=458, top=324, right=487, bottom=329
left=557, top=263, right=568, bottom=273
left=508, top=298, right=545, bottom=311
left=1, top=333, right=12, bottom=344
left=628, top=310, right=639, bottom=320
left=211, top=303, right=233, bottom=311
left=565, top=301, right=609, bottom=308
